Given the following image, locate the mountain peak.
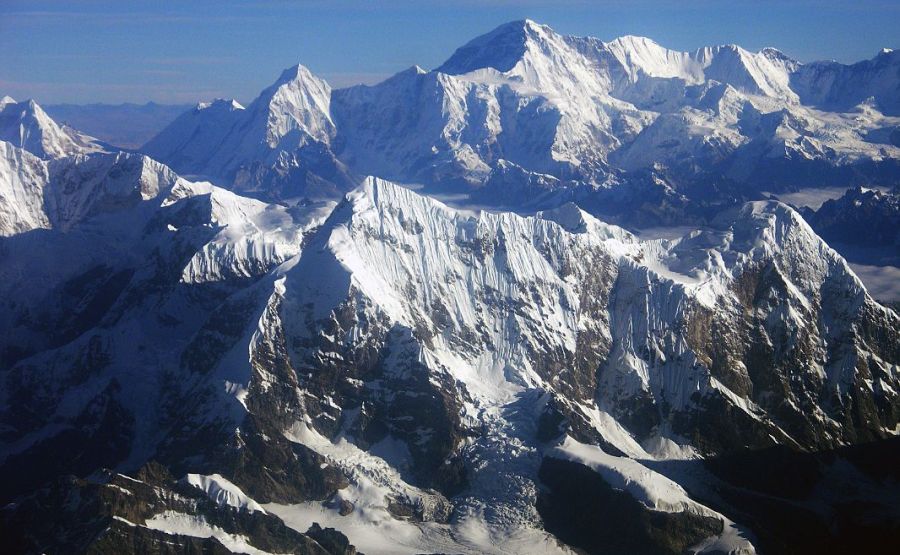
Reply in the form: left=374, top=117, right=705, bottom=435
left=609, top=34, right=663, bottom=49
left=274, top=63, right=322, bottom=87
left=436, top=19, right=552, bottom=74
left=196, top=98, right=244, bottom=112
left=253, top=63, right=334, bottom=146
left=0, top=97, right=107, bottom=159
left=760, top=46, right=790, bottom=59
left=261, top=64, right=332, bottom=103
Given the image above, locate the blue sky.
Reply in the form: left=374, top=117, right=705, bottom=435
left=2, top=0, right=898, bottom=104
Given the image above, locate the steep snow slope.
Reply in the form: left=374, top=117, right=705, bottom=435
left=0, top=150, right=330, bottom=376
left=2, top=176, right=898, bottom=553
left=165, top=179, right=334, bottom=284
left=140, top=20, right=899, bottom=209
left=143, top=66, right=356, bottom=199
left=0, top=141, right=50, bottom=236
left=258, top=180, right=898, bottom=552
left=792, top=48, right=900, bottom=116
left=140, top=98, right=245, bottom=176
left=0, top=98, right=107, bottom=159
left=0, top=141, right=181, bottom=237
left=277, top=179, right=897, bottom=452
left=687, top=44, right=797, bottom=100
left=331, top=19, right=899, bottom=194
left=252, top=179, right=896, bottom=552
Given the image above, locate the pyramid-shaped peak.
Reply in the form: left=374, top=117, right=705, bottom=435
left=13, top=99, right=56, bottom=124
left=436, top=19, right=558, bottom=75
left=250, top=63, right=335, bottom=146
left=273, top=63, right=328, bottom=88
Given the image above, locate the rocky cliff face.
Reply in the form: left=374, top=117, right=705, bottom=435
left=801, top=186, right=900, bottom=249
left=2, top=18, right=900, bottom=554
left=1, top=463, right=357, bottom=555
left=2, top=170, right=897, bottom=553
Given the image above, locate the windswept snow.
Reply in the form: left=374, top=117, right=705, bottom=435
left=183, top=473, right=267, bottom=514
left=144, top=511, right=276, bottom=555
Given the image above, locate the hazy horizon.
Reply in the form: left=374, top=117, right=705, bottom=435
left=2, top=0, right=899, bottom=105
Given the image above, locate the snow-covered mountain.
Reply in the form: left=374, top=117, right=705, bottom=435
left=341, top=19, right=899, bottom=192
left=2, top=19, right=900, bottom=555
left=2, top=167, right=898, bottom=552
left=143, top=65, right=356, bottom=200
left=142, top=19, right=900, bottom=226
left=791, top=48, right=900, bottom=116
left=0, top=97, right=108, bottom=159
left=0, top=140, right=184, bottom=236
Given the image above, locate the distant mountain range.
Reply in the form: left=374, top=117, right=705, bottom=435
left=143, top=20, right=900, bottom=205
left=43, top=102, right=192, bottom=150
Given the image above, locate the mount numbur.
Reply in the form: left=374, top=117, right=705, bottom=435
left=1, top=20, right=899, bottom=555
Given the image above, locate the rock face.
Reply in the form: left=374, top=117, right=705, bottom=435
left=801, top=186, right=900, bottom=249
left=2, top=18, right=900, bottom=555
left=537, top=457, right=724, bottom=555
left=1, top=463, right=357, bottom=555
left=2, top=168, right=898, bottom=553
left=0, top=141, right=50, bottom=236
